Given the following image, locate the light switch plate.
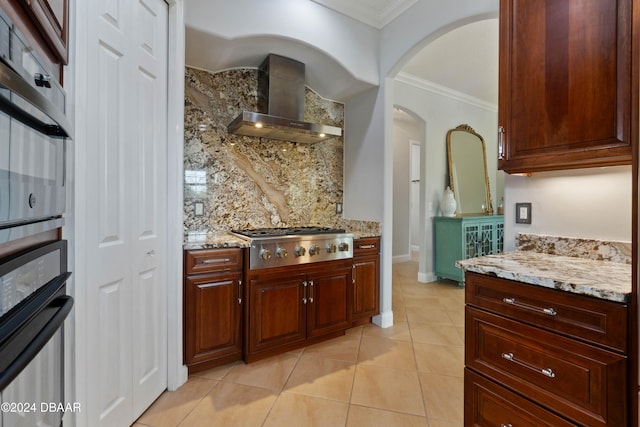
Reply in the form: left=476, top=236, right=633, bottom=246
left=515, top=202, right=532, bottom=224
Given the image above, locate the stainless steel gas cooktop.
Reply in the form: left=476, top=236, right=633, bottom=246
left=232, top=226, right=353, bottom=270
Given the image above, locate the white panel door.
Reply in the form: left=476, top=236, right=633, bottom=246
left=84, top=0, right=168, bottom=425
left=131, top=0, right=168, bottom=419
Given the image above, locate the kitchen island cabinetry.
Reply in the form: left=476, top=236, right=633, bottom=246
left=245, top=259, right=352, bottom=363
left=351, top=237, right=380, bottom=325
left=183, top=248, right=243, bottom=373
left=465, top=271, right=628, bottom=426
left=498, top=0, right=635, bottom=173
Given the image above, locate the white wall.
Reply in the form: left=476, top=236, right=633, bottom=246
left=185, top=0, right=379, bottom=100
left=503, top=166, right=632, bottom=250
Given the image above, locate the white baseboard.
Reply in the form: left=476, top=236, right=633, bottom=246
left=372, top=310, right=394, bottom=328
left=392, top=254, right=411, bottom=263
left=418, top=271, right=437, bottom=283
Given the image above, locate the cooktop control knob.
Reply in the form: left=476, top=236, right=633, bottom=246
left=294, top=246, right=306, bottom=257
left=276, top=247, right=288, bottom=258
left=309, top=245, right=318, bottom=256
left=338, top=242, right=349, bottom=251
left=260, top=248, right=272, bottom=260
left=326, top=243, right=337, bottom=253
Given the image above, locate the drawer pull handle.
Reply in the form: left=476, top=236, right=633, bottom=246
left=201, top=258, right=231, bottom=264
left=502, top=297, right=557, bottom=316
left=358, top=244, right=376, bottom=249
left=501, top=424, right=513, bottom=427
left=501, top=352, right=556, bottom=378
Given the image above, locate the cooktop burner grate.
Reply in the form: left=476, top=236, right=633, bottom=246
left=232, top=226, right=346, bottom=238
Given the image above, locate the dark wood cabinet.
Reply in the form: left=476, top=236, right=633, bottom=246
left=247, top=271, right=307, bottom=355
left=0, top=0, right=66, bottom=82
left=245, top=259, right=352, bottom=362
left=183, top=248, right=243, bottom=373
left=465, top=369, right=578, bottom=426
left=307, top=267, right=352, bottom=337
left=465, top=272, right=629, bottom=426
left=498, top=0, right=636, bottom=173
left=18, top=0, right=68, bottom=64
left=351, top=237, right=380, bottom=324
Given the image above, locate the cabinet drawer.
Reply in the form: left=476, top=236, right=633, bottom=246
left=353, top=237, right=380, bottom=256
left=466, top=307, right=627, bottom=426
left=465, top=369, right=577, bottom=427
left=184, top=248, right=243, bottom=274
left=465, top=272, right=627, bottom=352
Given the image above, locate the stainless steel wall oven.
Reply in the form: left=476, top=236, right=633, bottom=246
left=0, top=8, right=71, bottom=243
left=0, top=7, right=73, bottom=427
left=0, top=241, right=72, bottom=427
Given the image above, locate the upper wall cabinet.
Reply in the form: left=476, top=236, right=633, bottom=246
left=498, top=0, right=636, bottom=173
left=19, top=0, right=68, bottom=64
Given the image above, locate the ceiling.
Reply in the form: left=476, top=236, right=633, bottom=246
left=311, top=1, right=497, bottom=105
left=310, top=0, right=418, bottom=29
left=184, top=1, right=498, bottom=105
left=401, top=18, right=498, bottom=106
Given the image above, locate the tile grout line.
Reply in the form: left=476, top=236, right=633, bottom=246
left=344, top=325, right=364, bottom=426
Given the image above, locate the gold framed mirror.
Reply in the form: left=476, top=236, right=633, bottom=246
left=446, top=124, right=493, bottom=216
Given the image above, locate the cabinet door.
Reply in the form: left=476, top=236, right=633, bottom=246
left=498, top=0, right=634, bottom=173
left=19, top=0, right=68, bottom=63
left=307, top=266, right=352, bottom=337
left=463, top=221, right=496, bottom=258
left=352, top=254, right=379, bottom=321
left=248, top=273, right=307, bottom=353
left=184, top=272, right=242, bottom=367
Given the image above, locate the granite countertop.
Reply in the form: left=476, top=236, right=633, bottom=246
left=183, top=231, right=250, bottom=250
left=184, top=228, right=381, bottom=250
left=457, top=251, right=631, bottom=303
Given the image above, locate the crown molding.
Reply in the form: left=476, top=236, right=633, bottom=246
left=395, top=72, right=497, bottom=112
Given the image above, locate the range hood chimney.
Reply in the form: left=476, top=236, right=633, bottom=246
left=227, top=54, right=342, bottom=144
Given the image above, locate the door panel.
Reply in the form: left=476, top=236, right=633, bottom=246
left=87, top=0, right=133, bottom=424
left=307, top=267, right=351, bottom=337
left=131, top=0, right=168, bottom=418
left=248, top=274, right=307, bottom=353
left=85, top=0, right=168, bottom=425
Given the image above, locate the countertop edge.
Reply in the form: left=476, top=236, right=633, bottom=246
left=457, top=252, right=631, bottom=304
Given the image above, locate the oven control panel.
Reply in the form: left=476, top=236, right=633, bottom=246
left=248, top=234, right=353, bottom=269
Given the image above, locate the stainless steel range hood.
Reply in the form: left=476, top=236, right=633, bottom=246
left=227, top=54, right=342, bottom=144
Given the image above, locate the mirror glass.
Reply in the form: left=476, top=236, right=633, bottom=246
left=447, top=124, right=493, bottom=216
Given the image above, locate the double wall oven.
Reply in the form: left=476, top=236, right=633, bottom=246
left=0, top=7, right=72, bottom=427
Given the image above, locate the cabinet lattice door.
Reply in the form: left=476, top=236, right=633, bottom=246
left=435, top=215, right=504, bottom=286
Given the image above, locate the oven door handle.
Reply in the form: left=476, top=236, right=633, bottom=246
left=0, top=60, right=72, bottom=138
left=0, top=295, right=73, bottom=390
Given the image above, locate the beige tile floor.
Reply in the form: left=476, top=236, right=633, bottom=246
left=133, top=262, right=465, bottom=427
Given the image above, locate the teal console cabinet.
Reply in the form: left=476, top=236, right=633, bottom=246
left=434, top=215, right=504, bottom=286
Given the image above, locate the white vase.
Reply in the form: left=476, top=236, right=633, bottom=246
left=441, top=186, right=457, bottom=217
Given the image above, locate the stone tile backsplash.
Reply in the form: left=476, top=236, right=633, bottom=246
left=516, top=233, right=631, bottom=264
left=183, top=66, right=352, bottom=233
